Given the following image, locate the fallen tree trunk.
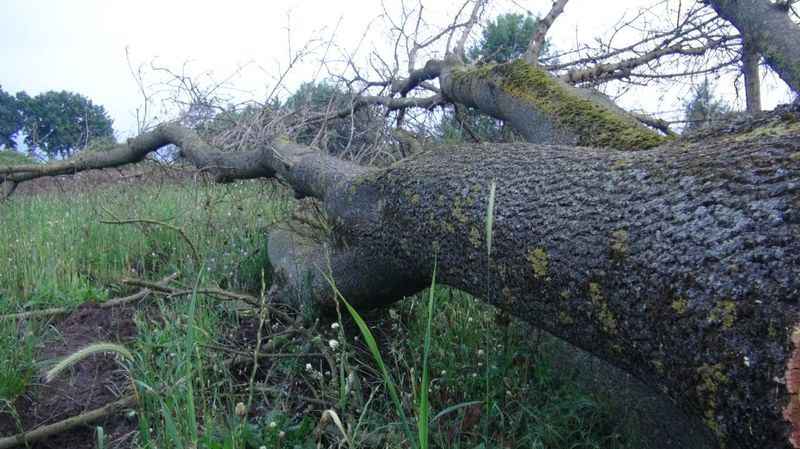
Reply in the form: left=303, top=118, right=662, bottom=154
left=4, top=105, right=800, bottom=449
left=267, top=108, right=800, bottom=449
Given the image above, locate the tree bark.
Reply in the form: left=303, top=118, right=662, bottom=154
left=267, top=107, right=800, bottom=449
left=436, top=60, right=669, bottom=148
left=743, top=40, right=762, bottom=113
left=709, top=0, right=800, bottom=94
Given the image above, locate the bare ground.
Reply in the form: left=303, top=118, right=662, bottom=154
left=0, top=304, right=139, bottom=448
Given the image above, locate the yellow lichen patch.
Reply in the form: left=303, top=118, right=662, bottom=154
left=527, top=247, right=549, bottom=279
left=768, top=322, right=778, bottom=339
left=451, top=202, right=469, bottom=224
left=588, top=282, right=603, bottom=303
left=708, top=300, right=737, bottom=330
left=469, top=226, right=482, bottom=248
left=588, top=282, right=617, bottom=334
left=558, top=311, right=574, bottom=325
left=610, top=229, right=629, bottom=258
left=486, top=60, right=669, bottom=150
left=598, top=306, right=618, bottom=335
left=611, top=158, right=631, bottom=169
left=696, top=363, right=729, bottom=438
left=671, top=297, right=688, bottom=315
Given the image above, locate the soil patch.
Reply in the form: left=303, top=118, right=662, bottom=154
left=0, top=303, right=139, bottom=448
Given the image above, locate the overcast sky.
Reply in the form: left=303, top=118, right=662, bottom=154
left=1, top=0, right=794, bottom=138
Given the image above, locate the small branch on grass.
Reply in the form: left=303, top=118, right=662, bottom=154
left=246, top=281, right=269, bottom=409
left=0, top=273, right=179, bottom=321
left=630, top=112, right=678, bottom=137
left=0, top=394, right=137, bottom=449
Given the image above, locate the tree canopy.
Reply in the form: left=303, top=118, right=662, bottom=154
left=682, top=79, right=732, bottom=132
left=14, top=90, right=114, bottom=159
left=0, top=86, right=22, bottom=150
left=469, top=13, right=547, bottom=63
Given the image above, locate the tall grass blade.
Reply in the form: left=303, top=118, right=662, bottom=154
left=485, top=180, right=497, bottom=257
left=321, top=271, right=418, bottom=449
left=418, top=261, right=437, bottom=449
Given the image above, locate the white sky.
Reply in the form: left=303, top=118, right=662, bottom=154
left=1, top=0, right=794, bottom=138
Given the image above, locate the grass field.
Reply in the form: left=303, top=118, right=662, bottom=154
left=0, top=174, right=635, bottom=448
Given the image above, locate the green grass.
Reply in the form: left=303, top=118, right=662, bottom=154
left=0, top=318, right=38, bottom=401
left=0, top=177, right=635, bottom=449
left=0, top=178, right=287, bottom=406
left=0, top=179, right=288, bottom=313
left=0, top=149, right=37, bottom=166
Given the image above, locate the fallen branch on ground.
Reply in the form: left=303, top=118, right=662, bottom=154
left=0, top=394, right=137, bottom=449
left=0, top=273, right=179, bottom=321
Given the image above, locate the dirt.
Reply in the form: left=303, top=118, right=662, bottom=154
left=0, top=303, right=140, bottom=448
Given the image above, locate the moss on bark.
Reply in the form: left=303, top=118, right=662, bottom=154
left=451, top=60, right=670, bottom=150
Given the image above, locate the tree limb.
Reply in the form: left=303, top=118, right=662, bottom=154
left=0, top=394, right=137, bottom=449
left=524, top=0, right=569, bottom=65
left=708, top=0, right=800, bottom=93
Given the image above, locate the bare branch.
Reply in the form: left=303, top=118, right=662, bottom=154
left=630, top=111, right=678, bottom=136
left=452, top=0, right=486, bottom=60
left=524, top=0, right=570, bottom=65
left=560, top=35, right=738, bottom=84
left=1, top=123, right=368, bottom=201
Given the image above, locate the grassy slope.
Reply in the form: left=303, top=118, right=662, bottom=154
left=0, top=179, right=634, bottom=449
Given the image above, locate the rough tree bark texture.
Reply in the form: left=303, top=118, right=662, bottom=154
left=267, top=108, right=800, bottom=449
left=709, top=0, right=800, bottom=94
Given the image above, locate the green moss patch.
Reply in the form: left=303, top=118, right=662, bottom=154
left=456, top=60, right=670, bottom=150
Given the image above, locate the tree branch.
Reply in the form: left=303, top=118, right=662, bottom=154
left=708, top=0, right=800, bottom=93
left=451, top=0, right=486, bottom=60
left=1, top=123, right=369, bottom=202
left=524, top=0, right=570, bottom=65
left=0, top=394, right=137, bottom=449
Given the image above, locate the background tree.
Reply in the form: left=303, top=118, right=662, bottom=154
left=682, top=78, right=732, bottom=132
left=469, top=13, right=546, bottom=63
left=0, top=86, right=22, bottom=150
left=440, top=12, right=552, bottom=143
left=15, top=90, right=114, bottom=159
